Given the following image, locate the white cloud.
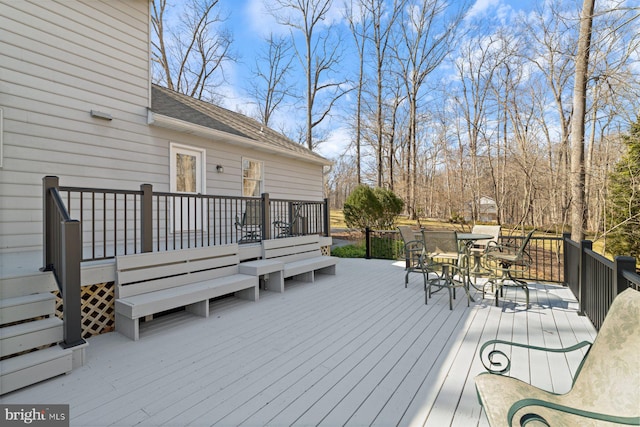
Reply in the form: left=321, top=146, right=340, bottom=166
left=466, top=0, right=500, bottom=20
left=317, top=126, right=353, bottom=159
left=244, top=0, right=288, bottom=37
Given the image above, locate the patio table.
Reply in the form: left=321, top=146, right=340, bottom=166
left=457, top=233, right=493, bottom=291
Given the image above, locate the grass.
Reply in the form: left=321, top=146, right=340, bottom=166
left=330, top=209, right=631, bottom=264
left=330, top=210, right=458, bottom=232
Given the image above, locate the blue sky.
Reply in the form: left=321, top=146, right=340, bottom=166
left=208, top=0, right=545, bottom=158
left=205, top=0, right=611, bottom=159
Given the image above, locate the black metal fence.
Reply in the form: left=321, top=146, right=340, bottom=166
left=563, top=234, right=639, bottom=331
left=45, top=176, right=330, bottom=262
left=362, top=228, right=564, bottom=283
left=360, top=228, right=640, bottom=331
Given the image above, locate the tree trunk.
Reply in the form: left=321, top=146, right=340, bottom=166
left=570, top=0, right=595, bottom=242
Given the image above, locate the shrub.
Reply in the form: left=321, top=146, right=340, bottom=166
left=331, top=244, right=366, bottom=258
left=343, top=185, right=404, bottom=230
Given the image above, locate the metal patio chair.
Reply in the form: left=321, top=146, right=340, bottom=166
left=475, top=287, right=640, bottom=426
left=422, top=230, right=471, bottom=310
left=235, top=199, right=262, bottom=243
left=397, top=226, right=441, bottom=292
left=483, top=229, right=535, bottom=308
left=273, top=203, right=303, bottom=238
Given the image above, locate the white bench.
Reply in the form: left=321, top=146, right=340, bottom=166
left=239, top=259, right=285, bottom=293
left=115, top=244, right=258, bottom=340
left=253, top=235, right=338, bottom=291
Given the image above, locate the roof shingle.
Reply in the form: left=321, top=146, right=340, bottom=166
left=151, top=85, right=330, bottom=165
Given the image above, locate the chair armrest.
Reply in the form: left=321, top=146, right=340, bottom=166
left=479, top=339, right=591, bottom=375
left=485, top=242, right=518, bottom=255
left=403, top=239, right=424, bottom=250
left=507, top=398, right=640, bottom=427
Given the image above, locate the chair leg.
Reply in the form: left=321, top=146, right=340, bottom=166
left=425, top=283, right=429, bottom=305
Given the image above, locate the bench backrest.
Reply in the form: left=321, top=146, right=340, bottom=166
left=116, top=244, right=241, bottom=299
left=571, top=288, right=639, bottom=417
left=262, top=235, right=322, bottom=264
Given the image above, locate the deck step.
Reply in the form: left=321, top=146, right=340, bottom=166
left=0, top=345, right=72, bottom=395
left=0, top=293, right=56, bottom=325
left=1, top=317, right=63, bottom=358
left=0, top=271, right=57, bottom=299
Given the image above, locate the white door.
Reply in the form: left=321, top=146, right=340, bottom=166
left=170, top=144, right=206, bottom=234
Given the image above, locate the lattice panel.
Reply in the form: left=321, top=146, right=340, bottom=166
left=321, top=245, right=330, bottom=256
left=55, top=282, right=115, bottom=338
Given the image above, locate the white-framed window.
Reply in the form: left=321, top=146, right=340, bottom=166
left=242, top=158, right=263, bottom=197
left=169, top=143, right=206, bottom=232
left=170, top=143, right=205, bottom=194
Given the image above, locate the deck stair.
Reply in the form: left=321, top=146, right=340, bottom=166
left=0, top=271, right=74, bottom=395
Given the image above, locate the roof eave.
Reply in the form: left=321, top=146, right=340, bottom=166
left=148, top=110, right=332, bottom=167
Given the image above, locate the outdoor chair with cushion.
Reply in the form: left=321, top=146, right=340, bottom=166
left=469, top=224, right=501, bottom=263
left=483, top=229, right=535, bottom=308
left=235, top=199, right=262, bottom=243
left=422, top=230, right=472, bottom=310
left=475, top=287, right=640, bottom=426
left=397, top=226, right=442, bottom=294
left=398, top=225, right=425, bottom=289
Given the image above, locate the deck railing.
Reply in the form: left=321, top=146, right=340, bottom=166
left=563, top=234, right=639, bottom=331
left=363, top=228, right=640, bottom=330
left=42, top=176, right=86, bottom=349
left=44, top=176, right=330, bottom=262
left=364, top=228, right=564, bottom=283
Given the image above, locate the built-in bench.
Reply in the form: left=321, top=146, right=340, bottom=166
left=241, top=235, right=337, bottom=292
left=115, top=244, right=258, bottom=341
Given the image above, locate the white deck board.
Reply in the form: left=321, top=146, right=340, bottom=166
left=1, top=258, right=596, bottom=427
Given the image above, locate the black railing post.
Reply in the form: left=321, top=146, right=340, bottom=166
left=578, top=239, right=592, bottom=316
left=60, top=219, right=86, bottom=349
left=323, top=198, right=330, bottom=237
left=614, top=256, right=636, bottom=295
left=365, top=227, right=371, bottom=259
left=42, top=176, right=59, bottom=271
left=261, top=193, right=270, bottom=241
left=140, top=184, right=153, bottom=253
left=562, top=232, right=571, bottom=286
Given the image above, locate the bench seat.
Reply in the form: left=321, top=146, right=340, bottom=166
left=239, top=259, right=285, bottom=292
left=115, top=244, right=258, bottom=340
left=115, top=273, right=257, bottom=320
left=262, top=235, right=338, bottom=286
left=284, top=255, right=338, bottom=282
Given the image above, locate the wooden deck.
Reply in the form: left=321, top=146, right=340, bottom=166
left=2, top=258, right=596, bottom=426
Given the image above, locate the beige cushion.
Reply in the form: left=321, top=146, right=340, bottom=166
left=475, top=288, right=640, bottom=426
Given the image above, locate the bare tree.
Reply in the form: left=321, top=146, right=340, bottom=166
left=151, top=0, right=235, bottom=101
left=344, top=0, right=372, bottom=184
left=454, top=34, right=505, bottom=222
left=249, top=34, right=296, bottom=127
left=522, top=1, right=576, bottom=228
left=269, top=0, right=352, bottom=150
left=583, top=2, right=640, bottom=232
left=570, top=0, right=596, bottom=242
left=364, top=0, right=405, bottom=188
left=394, top=0, right=466, bottom=219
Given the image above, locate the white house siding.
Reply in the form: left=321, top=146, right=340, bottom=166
left=0, top=1, right=325, bottom=255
